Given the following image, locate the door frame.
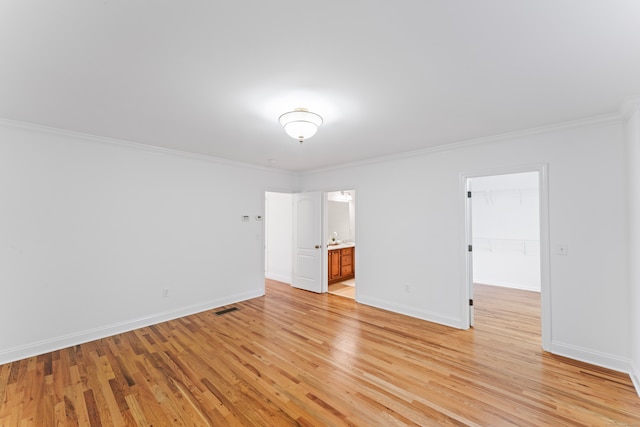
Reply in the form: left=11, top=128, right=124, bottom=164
left=460, top=163, right=550, bottom=351
left=321, top=192, right=329, bottom=293
left=262, top=188, right=357, bottom=297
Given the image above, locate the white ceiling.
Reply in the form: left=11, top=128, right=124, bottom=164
left=1, top=1, right=639, bottom=171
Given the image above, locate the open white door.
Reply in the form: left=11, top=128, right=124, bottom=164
left=292, top=192, right=324, bottom=293
left=466, top=180, right=475, bottom=327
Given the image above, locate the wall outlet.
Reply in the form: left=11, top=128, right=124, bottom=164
left=163, top=288, right=169, bottom=297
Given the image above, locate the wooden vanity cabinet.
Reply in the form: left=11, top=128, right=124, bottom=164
left=328, top=247, right=355, bottom=284
left=329, top=250, right=341, bottom=281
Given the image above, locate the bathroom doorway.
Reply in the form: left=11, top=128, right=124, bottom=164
left=327, top=190, right=356, bottom=299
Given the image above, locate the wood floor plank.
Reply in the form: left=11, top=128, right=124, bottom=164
left=1, top=281, right=639, bottom=426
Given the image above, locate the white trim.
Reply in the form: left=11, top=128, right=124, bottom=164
left=1, top=111, right=622, bottom=176
left=473, top=281, right=541, bottom=292
left=620, top=97, right=640, bottom=119
left=464, top=177, right=474, bottom=328
left=0, top=117, right=297, bottom=175
left=550, top=340, right=632, bottom=375
left=321, top=192, right=329, bottom=294
left=631, top=363, right=640, bottom=397
left=460, top=164, right=551, bottom=351
left=302, top=114, right=620, bottom=176
left=358, top=296, right=464, bottom=330
left=538, top=164, right=552, bottom=352
left=265, top=273, right=292, bottom=285
left=0, top=289, right=263, bottom=365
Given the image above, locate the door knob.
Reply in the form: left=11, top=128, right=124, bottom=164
left=315, top=245, right=321, bottom=249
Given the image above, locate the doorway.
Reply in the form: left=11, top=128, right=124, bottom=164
left=462, top=164, right=550, bottom=350
left=471, top=172, right=541, bottom=292
left=264, top=192, right=294, bottom=285
left=264, top=191, right=325, bottom=293
left=327, top=190, right=356, bottom=299
left=264, top=190, right=357, bottom=298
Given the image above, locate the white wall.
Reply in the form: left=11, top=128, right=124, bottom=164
left=299, top=119, right=631, bottom=373
left=471, top=172, right=540, bottom=291
left=0, top=121, right=294, bottom=364
left=627, top=103, right=640, bottom=393
left=265, top=192, right=293, bottom=284
left=1, top=114, right=635, bottom=384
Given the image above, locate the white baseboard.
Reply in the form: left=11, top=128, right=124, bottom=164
left=0, top=289, right=263, bottom=365
left=357, top=295, right=464, bottom=330
left=631, top=362, right=640, bottom=397
left=549, top=340, right=632, bottom=374
left=265, top=273, right=292, bottom=285
left=474, top=280, right=541, bottom=292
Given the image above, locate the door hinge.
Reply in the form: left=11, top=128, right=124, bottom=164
left=468, top=244, right=472, bottom=252
left=469, top=299, right=474, bottom=306
left=467, top=191, right=472, bottom=198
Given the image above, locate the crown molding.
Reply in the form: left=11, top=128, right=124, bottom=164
left=0, top=109, right=627, bottom=178
left=620, top=97, right=640, bottom=119
left=302, top=112, right=622, bottom=176
left=0, top=117, right=296, bottom=176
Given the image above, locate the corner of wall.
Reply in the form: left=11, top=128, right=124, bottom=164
left=549, top=340, right=632, bottom=375
left=357, top=295, right=466, bottom=330
left=631, top=363, right=640, bottom=397
left=626, top=101, right=640, bottom=398
left=0, top=289, right=262, bottom=365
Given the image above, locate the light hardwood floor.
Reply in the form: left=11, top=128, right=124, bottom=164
left=1, top=281, right=639, bottom=426
left=328, top=279, right=355, bottom=299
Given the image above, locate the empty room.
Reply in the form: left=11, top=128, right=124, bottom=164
left=1, top=1, right=640, bottom=425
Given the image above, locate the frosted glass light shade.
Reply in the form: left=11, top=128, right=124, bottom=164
left=279, top=108, right=323, bottom=142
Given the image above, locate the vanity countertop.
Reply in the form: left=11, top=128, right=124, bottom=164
left=327, top=243, right=355, bottom=250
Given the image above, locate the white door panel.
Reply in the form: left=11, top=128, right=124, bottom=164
left=293, top=192, right=323, bottom=293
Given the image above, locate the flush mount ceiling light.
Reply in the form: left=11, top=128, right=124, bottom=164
left=278, top=108, right=323, bottom=143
